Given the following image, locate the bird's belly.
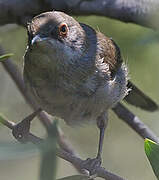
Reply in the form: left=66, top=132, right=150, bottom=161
left=31, top=84, right=103, bottom=126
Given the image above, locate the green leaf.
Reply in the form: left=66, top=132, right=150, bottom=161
left=0, top=113, right=7, bottom=125
left=145, top=138, right=159, bottom=179
left=57, top=175, right=90, bottom=180
left=0, top=53, right=14, bottom=62
left=39, top=120, right=58, bottom=180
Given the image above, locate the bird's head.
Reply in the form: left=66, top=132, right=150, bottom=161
left=27, top=11, right=88, bottom=62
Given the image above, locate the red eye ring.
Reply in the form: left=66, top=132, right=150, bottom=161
left=58, top=23, right=68, bottom=37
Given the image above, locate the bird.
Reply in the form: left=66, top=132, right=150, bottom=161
left=23, top=11, right=158, bottom=169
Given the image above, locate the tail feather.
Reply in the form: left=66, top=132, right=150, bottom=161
left=124, top=81, right=158, bottom=112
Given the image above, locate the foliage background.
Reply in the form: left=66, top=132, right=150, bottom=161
left=0, top=15, right=159, bottom=180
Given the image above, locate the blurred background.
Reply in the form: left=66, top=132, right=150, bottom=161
left=0, top=15, right=159, bottom=180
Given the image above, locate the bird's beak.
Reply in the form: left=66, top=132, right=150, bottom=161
left=31, top=35, right=43, bottom=45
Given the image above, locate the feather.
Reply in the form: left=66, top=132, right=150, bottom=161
left=124, top=81, right=158, bottom=112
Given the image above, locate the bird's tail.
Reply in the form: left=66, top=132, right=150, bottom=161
left=124, top=81, right=158, bottom=112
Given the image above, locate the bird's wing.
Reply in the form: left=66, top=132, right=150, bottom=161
left=124, top=81, right=158, bottom=112
left=95, top=32, right=158, bottom=112
left=97, top=32, right=123, bottom=78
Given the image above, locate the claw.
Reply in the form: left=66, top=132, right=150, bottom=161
left=12, top=118, right=30, bottom=143
left=82, top=157, right=102, bottom=176
left=12, top=108, right=42, bottom=143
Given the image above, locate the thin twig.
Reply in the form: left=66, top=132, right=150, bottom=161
left=112, top=103, right=159, bottom=143
left=0, top=114, right=126, bottom=180
left=0, top=114, right=43, bottom=144
left=57, top=148, right=126, bottom=180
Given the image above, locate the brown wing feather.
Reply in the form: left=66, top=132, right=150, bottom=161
left=97, top=32, right=123, bottom=77
left=96, top=32, right=158, bottom=111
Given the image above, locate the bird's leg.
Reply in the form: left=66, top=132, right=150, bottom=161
left=96, top=111, right=108, bottom=160
left=12, top=108, right=42, bottom=142
left=82, top=112, right=108, bottom=175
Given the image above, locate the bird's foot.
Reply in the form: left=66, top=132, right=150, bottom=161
left=12, top=108, right=42, bottom=143
left=82, top=157, right=102, bottom=176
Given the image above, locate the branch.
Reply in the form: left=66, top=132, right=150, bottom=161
left=0, top=113, right=43, bottom=144
left=0, top=0, right=45, bottom=26
left=71, top=0, right=159, bottom=30
left=0, top=114, right=126, bottom=180
left=112, top=103, right=159, bottom=143
left=0, top=0, right=158, bottom=29
left=57, top=149, right=126, bottom=180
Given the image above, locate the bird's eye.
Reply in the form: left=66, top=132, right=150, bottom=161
left=58, top=23, right=68, bottom=37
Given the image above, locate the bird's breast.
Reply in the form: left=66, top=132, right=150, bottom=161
left=24, top=48, right=103, bottom=125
